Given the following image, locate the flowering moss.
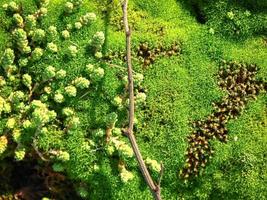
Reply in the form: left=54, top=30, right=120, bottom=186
left=64, top=2, right=74, bottom=14
left=0, top=136, right=8, bottom=155
left=145, top=158, right=161, bottom=173
left=74, top=22, right=82, bottom=30
left=44, top=65, right=56, bottom=79
left=22, top=74, right=32, bottom=89
left=67, top=45, right=78, bottom=57
left=72, top=77, right=90, bottom=89
left=2, top=1, right=19, bottom=12
left=31, top=47, right=44, bottom=61
left=54, top=150, right=70, bottom=162
left=136, top=92, right=147, bottom=104
left=13, top=13, right=24, bottom=27
left=62, top=107, right=74, bottom=117
left=90, top=31, right=105, bottom=50
left=47, top=26, right=58, bottom=39
left=18, top=58, right=29, bottom=67
left=56, top=69, right=66, bottom=79
left=79, top=13, right=96, bottom=25
left=1, top=48, right=15, bottom=68
left=0, top=76, right=6, bottom=87
left=12, top=129, right=22, bottom=143
left=14, top=147, right=26, bottom=161
left=32, top=29, right=46, bottom=42
left=119, top=166, right=134, bottom=183
left=25, top=15, right=37, bottom=30
left=47, top=42, right=58, bottom=53
left=64, top=85, right=77, bottom=97
left=62, top=30, right=70, bottom=39
left=54, top=93, right=65, bottom=103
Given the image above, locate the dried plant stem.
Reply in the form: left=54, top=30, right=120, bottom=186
left=122, top=1, right=162, bottom=199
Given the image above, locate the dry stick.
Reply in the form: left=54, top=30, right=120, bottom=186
left=122, top=1, right=162, bottom=199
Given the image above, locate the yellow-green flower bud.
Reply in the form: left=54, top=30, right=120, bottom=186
left=74, top=22, right=82, bottom=30
left=91, top=31, right=105, bottom=48
left=79, top=13, right=96, bottom=25
left=39, top=7, right=48, bottom=16
left=48, top=26, right=58, bottom=39
left=23, top=120, right=32, bottom=129
left=54, top=93, right=64, bottom=103
left=65, top=85, right=77, bottom=97
left=56, top=69, right=66, bottom=79
left=32, top=29, right=46, bottom=42
left=112, top=128, right=121, bottom=136
left=18, top=58, right=28, bottom=67
left=62, top=30, right=70, bottom=39
left=12, top=129, right=22, bottom=143
left=0, top=76, right=6, bottom=87
left=6, top=118, right=16, bottom=129
left=106, top=145, right=115, bottom=155
left=1, top=48, right=15, bottom=67
left=67, top=45, right=78, bottom=57
left=31, top=100, right=46, bottom=109
left=118, top=143, right=133, bottom=158
left=64, top=2, right=74, bottom=14
left=94, top=67, right=105, bottom=78
left=44, top=86, right=52, bottom=94
left=120, top=167, right=134, bottom=183
left=66, top=116, right=80, bottom=128
left=145, top=158, right=161, bottom=173
left=94, top=129, right=105, bottom=137
left=113, top=96, right=123, bottom=108
left=134, top=73, right=144, bottom=85
left=3, top=102, right=11, bottom=113
left=4, top=2, right=19, bottom=12
left=85, top=64, right=94, bottom=73
left=13, top=13, right=24, bottom=27
left=0, top=136, right=8, bottom=155
left=227, top=11, right=234, bottom=20
left=72, top=77, right=90, bottom=89
left=62, top=107, right=74, bottom=116
left=136, top=92, right=146, bottom=104
left=31, top=47, right=44, bottom=61
left=47, top=42, right=58, bottom=53
left=0, top=96, right=6, bottom=114
left=57, top=150, right=70, bottom=161
left=14, top=147, right=26, bottom=161
left=94, top=52, right=102, bottom=59
left=66, top=23, right=73, bottom=30
left=39, top=0, right=50, bottom=7
left=10, top=91, right=25, bottom=102
left=22, top=74, right=32, bottom=89
left=25, top=15, right=37, bottom=30
left=44, top=65, right=56, bottom=79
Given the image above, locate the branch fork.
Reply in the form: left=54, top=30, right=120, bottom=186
left=122, top=1, right=162, bottom=199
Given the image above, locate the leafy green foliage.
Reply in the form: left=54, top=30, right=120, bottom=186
left=180, top=0, right=267, bottom=40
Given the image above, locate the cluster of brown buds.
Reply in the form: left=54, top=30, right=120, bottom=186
left=137, top=42, right=181, bottom=66
left=181, top=61, right=266, bottom=179
left=104, top=42, right=181, bottom=67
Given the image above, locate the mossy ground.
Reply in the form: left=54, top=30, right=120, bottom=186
left=0, top=0, right=266, bottom=199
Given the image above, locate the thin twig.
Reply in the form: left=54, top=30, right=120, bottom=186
left=32, top=124, right=49, bottom=161
left=122, top=1, right=162, bottom=199
left=158, top=162, right=164, bottom=188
